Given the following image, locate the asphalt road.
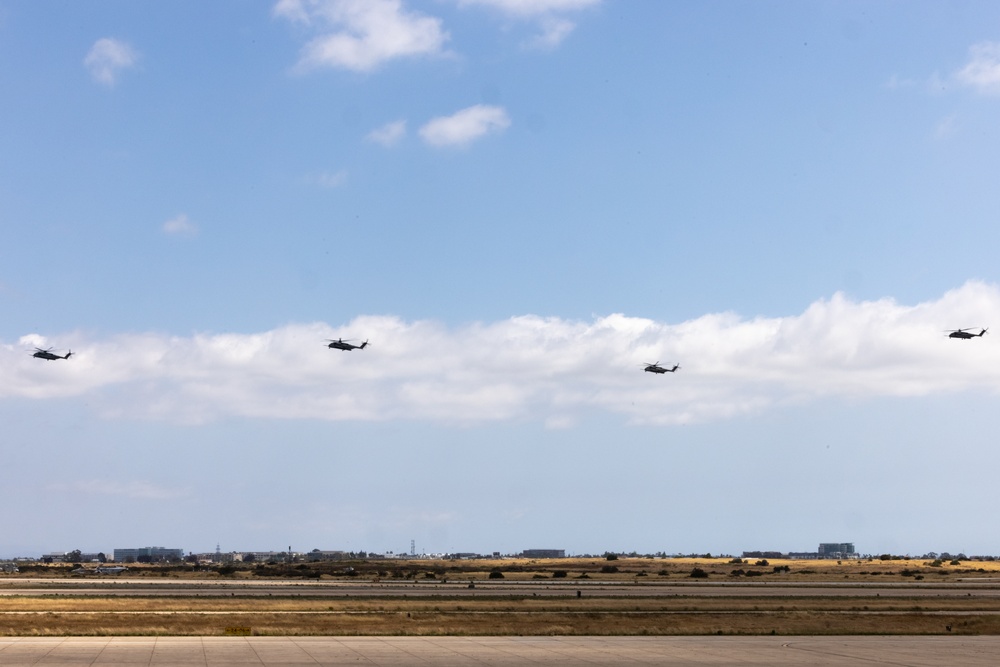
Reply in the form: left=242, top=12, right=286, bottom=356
left=2, top=578, right=999, bottom=598
left=0, top=636, right=998, bottom=666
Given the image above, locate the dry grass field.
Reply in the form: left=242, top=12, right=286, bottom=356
left=2, top=557, right=999, bottom=636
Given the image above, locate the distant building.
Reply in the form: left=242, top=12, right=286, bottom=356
left=305, top=550, right=346, bottom=561
left=742, top=551, right=784, bottom=560
left=113, top=547, right=184, bottom=563
left=521, top=549, right=565, bottom=559
left=818, top=543, right=856, bottom=559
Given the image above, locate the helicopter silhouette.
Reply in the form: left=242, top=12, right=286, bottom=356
left=325, top=338, right=369, bottom=351
left=643, top=362, right=679, bottom=374
left=32, top=347, right=73, bottom=361
left=946, top=328, right=988, bottom=340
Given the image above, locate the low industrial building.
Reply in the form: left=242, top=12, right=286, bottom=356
left=113, top=547, right=184, bottom=563
left=818, top=543, right=857, bottom=559
left=521, top=549, right=565, bottom=558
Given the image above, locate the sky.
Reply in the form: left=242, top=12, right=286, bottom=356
left=3, top=0, right=1000, bottom=559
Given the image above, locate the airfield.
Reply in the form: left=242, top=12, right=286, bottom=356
left=2, top=557, right=1000, bottom=642
left=2, top=636, right=999, bottom=666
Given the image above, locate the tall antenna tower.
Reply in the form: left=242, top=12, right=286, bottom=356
left=410, top=539, right=415, bottom=556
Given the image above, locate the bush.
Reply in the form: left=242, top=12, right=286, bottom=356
left=488, top=570, right=504, bottom=579
left=552, top=570, right=567, bottom=578
left=600, top=565, right=619, bottom=574
left=689, top=568, right=708, bottom=578
left=605, top=553, right=619, bottom=561
left=754, top=559, right=769, bottom=567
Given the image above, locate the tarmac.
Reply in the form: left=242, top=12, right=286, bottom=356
left=5, top=578, right=1000, bottom=598
left=1, top=636, right=999, bottom=666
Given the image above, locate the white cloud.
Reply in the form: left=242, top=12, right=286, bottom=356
left=531, top=17, right=576, bottom=49
left=49, top=480, right=189, bottom=501
left=274, top=0, right=449, bottom=72
left=419, top=104, right=510, bottom=147
left=316, top=169, right=348, bottom=187
left=934, top=114, right=958, bottom=140
left=954, top=41, right=1000, bottom=94
left=4, top=282, right=1000, bottom=427
left=457, top=0, right=599, bottom=15
left=162, top=214, right=198, bottom=236
left=84, top=38, right=138, bottom=87
left=455, top=0, right=599, bottom=48
left=367, top=119, right=407, bottom=146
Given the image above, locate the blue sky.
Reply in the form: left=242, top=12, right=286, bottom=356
left=3, top=0, right=1000, bottom=558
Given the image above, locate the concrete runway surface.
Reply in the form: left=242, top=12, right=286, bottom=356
left=1, top=636, right=998, bottom=666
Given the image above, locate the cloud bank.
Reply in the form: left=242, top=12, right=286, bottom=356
left=4, top=282, right=1000, bottom=426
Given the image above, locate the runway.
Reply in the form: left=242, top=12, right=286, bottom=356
left=0, top=636, right=998, bottom=666
left=3, top=578, right=1000, bottom=598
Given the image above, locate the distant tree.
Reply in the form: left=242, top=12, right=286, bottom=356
left=243, top=553, right=256, bottom=563
left=97, top=553, right=107, bottom=563
left=605, top=553, right=618, bottom=561
left=66, top=550, right=82, bottom=562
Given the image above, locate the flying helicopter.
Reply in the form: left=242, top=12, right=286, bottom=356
left=325, top=338, right=369, bottom=351
left=946, top=328, right=988, bottom=340
left=643, top=362, right=680, bottom=374
left=32, top=347, right=73, bottom=361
